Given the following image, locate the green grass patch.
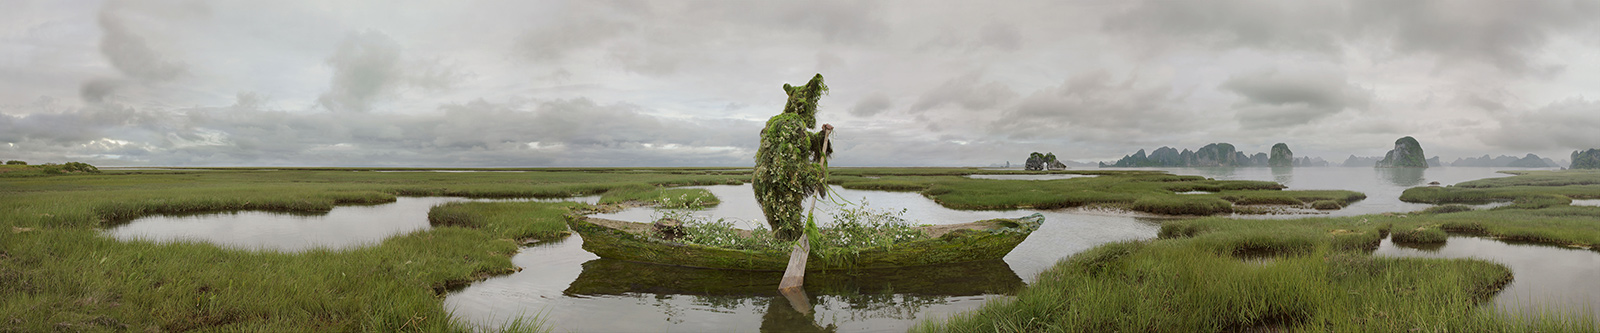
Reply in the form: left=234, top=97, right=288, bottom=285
left=1392, top=227, right=1448, bottom=244
left=596, top=186, right=720, bottom=208
left=833, top=171, right=1363, bottom=215
left=924, top=204, right=1600, bottom=331
left=0, top=168, right=749, bottom=331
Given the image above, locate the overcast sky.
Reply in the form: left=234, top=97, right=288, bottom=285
left=3, top=0, right=1599, bottom=167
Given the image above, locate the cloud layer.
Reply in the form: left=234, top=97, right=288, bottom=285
left=3, top=0, right=1600, bottom=166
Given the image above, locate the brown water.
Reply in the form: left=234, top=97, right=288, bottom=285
left=1374, top=236, right=1600, bottom=320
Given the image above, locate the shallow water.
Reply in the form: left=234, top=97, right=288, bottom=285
left=1124, top=167, right=1545, bottom=217
left=966, top=174, right=1096, bottom=180
left=1374, top=236, right=1600, bottom=320
left=98, top=167, right=1593, bottom=329
left=103, top=196, right=599, bottom=252
left=449, top=183, right=1164, bottom=331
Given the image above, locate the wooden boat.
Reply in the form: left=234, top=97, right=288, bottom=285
left=564, top=213, right=1043, bottom=271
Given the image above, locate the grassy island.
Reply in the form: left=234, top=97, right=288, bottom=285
left=919, top=170, right=1600, bottom=331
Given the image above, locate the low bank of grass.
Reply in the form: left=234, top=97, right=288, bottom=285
left=0, top=169, right=748, bottom=331
left=832, top=171, right=1363, bottom=215
left=595, top=186, right=719, bottom=208
left=915, top=239, right=1554, bottom=332
left=921, top=170, right=1600, bottom=331
left=1401, top=170, right=1600, bottom=205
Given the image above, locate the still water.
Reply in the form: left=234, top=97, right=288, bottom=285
left=1126, top=167, right=1547, bottom=216
left=1375, top=236, right=1600, bottom=320
left=98, top=167, right=1592, bottom=330
left=449, top=183, right=1165, bottom=331
left=104, top=196, right=599, bottom=252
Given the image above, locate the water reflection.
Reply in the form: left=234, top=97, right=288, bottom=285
left=1376, top=167, right=1427, bottom=187
left=446, top=234, right=1016, bottom=332
left=104, top=196, right=599, bottom=252
left=1374, top=236, right=1600, bottom=321
left=1270, top=167, right=1294, bottom=185
left=562, top=259, right=1023, bottom=332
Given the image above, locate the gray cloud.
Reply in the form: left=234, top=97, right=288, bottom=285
left=910, top=71, right=1018, bottom=113
left=7, top=1, right=1600, bottom=166
left=1104, top=0, right=1345, bottom=54
left=317, top=31, right=403, bottom=112
left=1351, top=0, right=1599, bottom=76
left=976, top=22, right=1023, bottom=51
left=850, top=92, right=893, bottom=117
left=95, top=11, right=186, bottom=81
left=988, top=70, right=1197, bottom=143
left=1486, top=98, right=1600, bottom=152
left=1221, top=67, right=1371, bottom=129
left=1106, top=0, right=1598, bottom=76
left=2, top=94, right=762, bottom=167
left=516, top=18, right=635, bottom=62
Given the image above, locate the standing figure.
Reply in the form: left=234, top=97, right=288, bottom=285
left=754, top=74, right=834, bottom=241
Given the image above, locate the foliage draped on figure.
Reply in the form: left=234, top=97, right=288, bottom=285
left=754, top=74, right=833, bottom=241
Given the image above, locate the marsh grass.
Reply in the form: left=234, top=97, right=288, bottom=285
left=914, top=239, right=1545, bottom=332
left=1392, top=227, right=1449, bottom=244
left=921, top=211, right=1597, bottom=331
left=921, top=170, right=1600, bottom=331
left=597, top=186, right=719, bottom=208
left=833, top=171, right=1362, bottom=215
left=0, top=169, right=747, bottom=331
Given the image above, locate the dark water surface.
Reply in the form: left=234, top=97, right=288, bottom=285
left=1374, top=236, right=1600, bottom=320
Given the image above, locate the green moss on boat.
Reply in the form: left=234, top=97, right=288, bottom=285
left=564, top=213, right=1044, bottom=271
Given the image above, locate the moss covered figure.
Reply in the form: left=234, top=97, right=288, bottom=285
left=754, top=74, right=834, bottom=241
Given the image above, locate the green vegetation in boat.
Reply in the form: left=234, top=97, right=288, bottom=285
left=565, top=212, right=1042, bottom=271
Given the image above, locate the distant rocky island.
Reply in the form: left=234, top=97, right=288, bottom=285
left=1574, top=149, right=1600, bottom=169
left=1375, top=136, right=1428, bottom=168
left=1450, top=154, right=1563, bottom=168
left=1087, top=137, right=1584, bottom=170
left=1024, top=152, right=1069, bottom=171
left=1099, top=143, right=1328, bottom=168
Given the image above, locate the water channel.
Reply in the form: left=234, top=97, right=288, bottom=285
left=99, top=167, right=1594, bottom=330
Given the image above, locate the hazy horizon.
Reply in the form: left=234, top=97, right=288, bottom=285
left=5, top=1, right=1599, bottom=167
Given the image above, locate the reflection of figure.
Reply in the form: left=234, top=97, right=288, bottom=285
left=754, top=74, right=834, bottom=241
left=760, top=296, right=837, bottom=333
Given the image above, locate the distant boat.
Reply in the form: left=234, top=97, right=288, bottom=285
left=565, top=213, right=1043, bottom=271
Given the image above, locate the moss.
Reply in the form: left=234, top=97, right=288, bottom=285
left=753, top=74, right=831, bottom=241
left=566, top=213, right=1042, bottom=271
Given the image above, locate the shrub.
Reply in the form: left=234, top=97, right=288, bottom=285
left=4, top=160, right=24, bottom=165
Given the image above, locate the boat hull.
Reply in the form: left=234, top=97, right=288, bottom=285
left=565, top=213, right=1042, bottom=271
